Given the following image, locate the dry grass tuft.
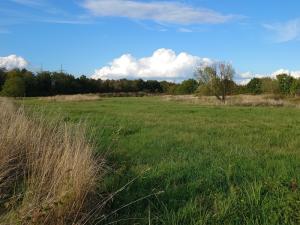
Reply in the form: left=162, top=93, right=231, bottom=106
left=0, top=98, right=103, bottom=225
left=38, top=94, right=102, bottom=102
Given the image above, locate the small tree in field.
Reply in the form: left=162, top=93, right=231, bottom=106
left=195, top=62, right=235, bottom=102
left=1, top=76, right=25, bottom=97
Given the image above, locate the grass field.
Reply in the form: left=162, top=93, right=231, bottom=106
left=22, top=96, right=300, bottom=225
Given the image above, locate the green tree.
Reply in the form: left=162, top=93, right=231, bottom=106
left=1, top=76, right=25, bottom=97
left=290, top=79, right=300, bottom=96
left=36, top=72, right=52, bottom=96
left=195, top=63, right=235, bottom=102
left=176, top=79, right=198, bottom=94
left=261, top=77, right=279, bottom=94
left=276, top=74, right=294, bottom=95
left=247, top=78, right=262, bottom=94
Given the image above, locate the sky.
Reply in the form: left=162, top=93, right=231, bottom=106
left=1, top=0, right=300, bottom=83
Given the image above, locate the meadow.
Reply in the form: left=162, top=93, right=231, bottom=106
left=21, top=96, right=300, bottom=225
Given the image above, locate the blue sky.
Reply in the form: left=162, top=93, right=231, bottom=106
left=1, top=0, right=300, bottom=82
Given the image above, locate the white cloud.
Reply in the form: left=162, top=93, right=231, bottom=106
left=92, top=48, right=214, bottom=81
left=5, top=0, right=92, bottom=26
left=0, top=55, right=29, bottom=70
left=263, top=19, right=300, bottom=42
left=83, top=0, right=235, bottom=25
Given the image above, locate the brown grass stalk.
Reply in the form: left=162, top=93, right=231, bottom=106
left=0, top=98, right=102, bottom=225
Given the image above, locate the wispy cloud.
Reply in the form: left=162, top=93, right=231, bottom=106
left=263, top=18, right=300, bottom=42
left=4, top=0, right=93, bottom=26
left=82, top=0, right=238, bottom=25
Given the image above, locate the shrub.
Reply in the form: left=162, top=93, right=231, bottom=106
left=0, top=99, right=102, bottom=225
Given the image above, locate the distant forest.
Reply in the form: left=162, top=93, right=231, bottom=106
left=0, top=68, right=299, bottom=97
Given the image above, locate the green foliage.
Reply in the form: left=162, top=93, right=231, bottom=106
left=261, top=77, right=279, bottom=94
left=290, top=79, right=300, bottom=96
left=276, top=74, right=295, bottom=95
left=196, top=84, right=211, bottom=96
left=1, top=74, right=25, bottom=97
left=175, top=79, right=198, bottom=94
left=247, top=78, right=262, bottom=94
left=22, top=97, right=300, bottom=225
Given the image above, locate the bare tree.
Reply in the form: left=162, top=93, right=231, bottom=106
left=195, top=62, right=235, bottom=103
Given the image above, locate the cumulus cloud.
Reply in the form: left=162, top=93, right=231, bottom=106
left=263, top=19, right=300, bottom=42
left=0, top=55, right=29, bottom=70
left=92, top=48, right=214, bottom=81
left=238, top=69, right=300, bottom=84
left=82, top=0, right=235, bottom=25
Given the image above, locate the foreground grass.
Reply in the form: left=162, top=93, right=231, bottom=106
left=23, top=96, right=300, bottom=224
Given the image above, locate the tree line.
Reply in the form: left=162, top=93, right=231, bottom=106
left=0, top=65, right=300, bottom=98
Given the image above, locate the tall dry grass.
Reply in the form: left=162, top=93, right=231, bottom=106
left=0, top=99, right=102, bottom=225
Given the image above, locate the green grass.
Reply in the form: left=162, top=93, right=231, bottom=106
left=22, top=97, right=300, bottom=225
